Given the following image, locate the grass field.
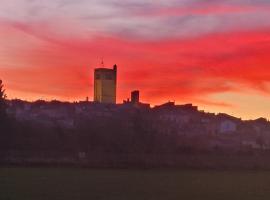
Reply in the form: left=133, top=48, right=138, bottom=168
left=1, top=167, right=270, bottom=200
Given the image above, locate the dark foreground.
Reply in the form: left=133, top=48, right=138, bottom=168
left=1, top=168, right=270, bottom=200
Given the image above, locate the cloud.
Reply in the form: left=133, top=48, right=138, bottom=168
left=1, top=0, right=270, bottom=41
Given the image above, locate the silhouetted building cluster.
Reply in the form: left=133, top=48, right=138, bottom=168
left=2, top=97, right=270, bottom=168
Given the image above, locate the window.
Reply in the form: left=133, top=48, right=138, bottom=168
left=106, top=74, right=113, bottom=80
left=96, top=74, right=101, bottom=79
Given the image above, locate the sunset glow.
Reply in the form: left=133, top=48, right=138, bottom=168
left=1, top=0, right=270, bottom=119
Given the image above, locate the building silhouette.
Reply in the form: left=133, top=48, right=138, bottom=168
left=94, top=64, right=117, bottom=104
left=131, top=90, right=139, bottom=104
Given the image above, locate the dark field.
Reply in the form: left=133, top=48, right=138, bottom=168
left=1, top=167, right=270, bottom=200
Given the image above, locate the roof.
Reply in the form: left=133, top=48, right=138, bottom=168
left=94, top=68, right=114, bottom=72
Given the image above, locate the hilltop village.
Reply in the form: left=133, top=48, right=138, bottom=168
left=1, top=65, right=270, bottom=168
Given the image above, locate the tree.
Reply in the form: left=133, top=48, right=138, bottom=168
left=0, top=79, right=7, bottom=120
left=0, top=79, right=10, bottom=151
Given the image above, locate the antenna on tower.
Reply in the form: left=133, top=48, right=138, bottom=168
left=101, top=57, right=104, bottom=67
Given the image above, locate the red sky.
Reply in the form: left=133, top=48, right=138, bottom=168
left=1, top=0, right=270, bottom=119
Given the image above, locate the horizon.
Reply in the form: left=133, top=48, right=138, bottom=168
left=4, top=96, right=268, bottom=122
left=1, top=0, right=270, bottom=120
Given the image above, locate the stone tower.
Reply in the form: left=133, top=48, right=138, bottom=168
left=94, top=64, right=117, bottom=104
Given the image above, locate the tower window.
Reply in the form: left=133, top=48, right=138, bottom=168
left=106, top=74, right=113, bottom=80
left=96, top=74, right=101, bottom=79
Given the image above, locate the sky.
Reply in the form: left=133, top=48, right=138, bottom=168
left=1, top=0, right=270, bottom=119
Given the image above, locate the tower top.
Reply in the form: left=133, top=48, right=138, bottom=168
left=113, top=64, right=117, bottom=71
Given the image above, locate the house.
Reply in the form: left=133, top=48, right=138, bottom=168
left=219, top=120, right=237, bottom=134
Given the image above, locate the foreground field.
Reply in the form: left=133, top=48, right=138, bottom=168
left=1, top=167, right=270, bottom=200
